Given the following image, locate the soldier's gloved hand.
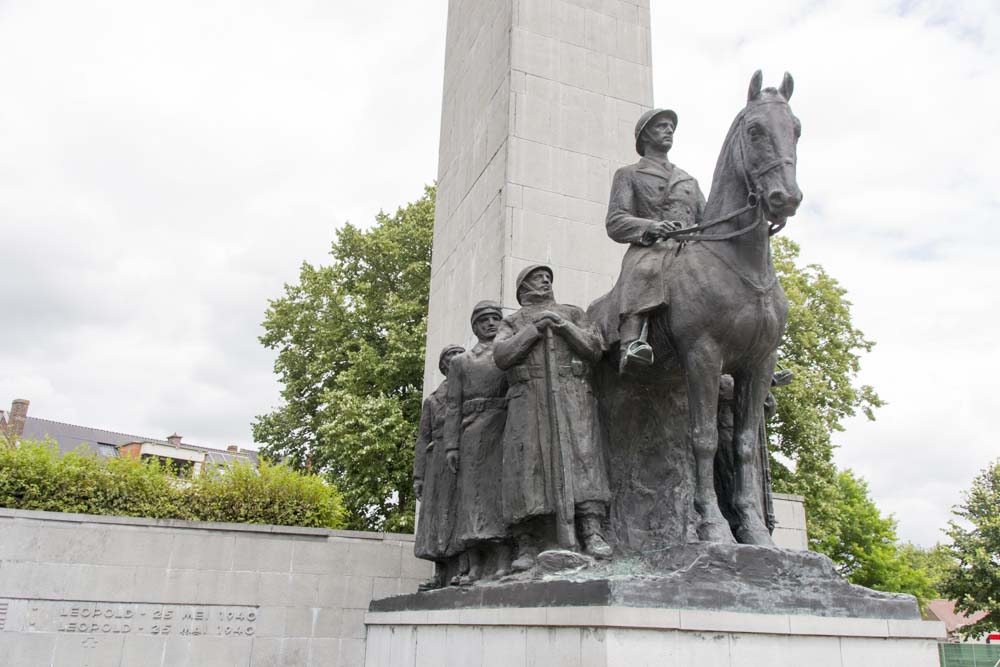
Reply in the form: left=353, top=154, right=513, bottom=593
left=533, top=311, right=565, bottom=330
left=650, top=220, right=683, bottom=239
left=446, top=451, right=459, bottom=474
left=413, top=480, right=423, bottom=500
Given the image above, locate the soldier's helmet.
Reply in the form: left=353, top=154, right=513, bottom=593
left=438, top=344, right=465, bottom=375
left=515, top=264, right=554, bottom=305
left=470, top=300, right=503, bottom=326
left=634, top=108, right=678, bottom=156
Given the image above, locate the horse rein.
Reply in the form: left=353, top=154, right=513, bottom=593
left=658, top=104, right=793, bottom=244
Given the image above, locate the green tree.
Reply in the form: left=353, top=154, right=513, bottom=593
left=769, top=238, right=885, bottom=551
left=766, top=240, right=952, bottom=600
left=899, top=542, right=955, bottom=595
left=941, top=459, right=1000, bottom=639
left=254, top=185, right=434, bottom=532
left=811, top=470, right=937, bottom=607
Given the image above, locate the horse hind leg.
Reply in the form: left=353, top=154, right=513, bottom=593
left=731, top=367, right=775, bottom=546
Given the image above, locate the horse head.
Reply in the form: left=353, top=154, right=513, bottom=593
left=738, top=70, right=802, bottom=223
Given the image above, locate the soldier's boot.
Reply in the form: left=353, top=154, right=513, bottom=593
left=418, top=561, right=447, bottom=591
left=579, top=514, right=613, bottom=560
left=449, top=552, right=470, bottom=586
left=511, top=531, right=539, bottom=572
left=458, top=548, right=483, bottom=586
left=619, top=316, right=653, bottom=374
left=493, top=542, right=512, bottom=578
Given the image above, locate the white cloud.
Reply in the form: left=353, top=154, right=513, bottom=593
left=0, top=0, right=447, bottom=444
left=650, top=0, right=999, bottom=546
left=0, top=0, right=995, bottom=546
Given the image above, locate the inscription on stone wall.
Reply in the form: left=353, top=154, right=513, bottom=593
left=0, top=599, right=258, bottom=638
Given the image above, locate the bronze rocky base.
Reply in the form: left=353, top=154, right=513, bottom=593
left=372, top=543, right=920, bottom=620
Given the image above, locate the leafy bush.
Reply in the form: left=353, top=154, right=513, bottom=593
left=0, top=438, right=345, bottom=529
left=184, top=459, right=345, bottom=528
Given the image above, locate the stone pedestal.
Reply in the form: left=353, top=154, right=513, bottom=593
left=364, top=606, right=944, bottom=666
left=366, top=544, right=942, bottom=665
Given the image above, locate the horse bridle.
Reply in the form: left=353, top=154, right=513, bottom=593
left=659, top=102, right=794, bottom=243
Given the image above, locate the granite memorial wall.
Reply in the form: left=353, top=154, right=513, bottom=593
left=0, top=499, right=806, bottom=666
left=0, top=507, right=430, bottom=666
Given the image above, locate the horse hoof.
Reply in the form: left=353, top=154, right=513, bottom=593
left=736, top=527, right=775, bottom=546
left=698, top=520, right=736, bottom=543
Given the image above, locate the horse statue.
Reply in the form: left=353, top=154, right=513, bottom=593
left=589, top=71, right=802, bottom=547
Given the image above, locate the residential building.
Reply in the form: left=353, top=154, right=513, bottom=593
left=1, top=398, right=257, bottom=474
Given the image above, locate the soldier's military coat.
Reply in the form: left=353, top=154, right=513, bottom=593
left=413, top=380, right=460, bottom=561
left=592, top=156, right=706, bottom=344
left=493, top=303, right=611, bottom=526
left=444, top=343, right=509, bottom=547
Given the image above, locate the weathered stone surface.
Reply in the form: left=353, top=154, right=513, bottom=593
left=535, top=550, right=594, bottom=574
left=423, top=0, right=653, bottom=393
left=370, top=543, right=920, bottom=620
left=595, top=361, right=699, bottom=553
left=0, top=508, right=430, bottom=666
left=364, top=605, right=945, bottom=666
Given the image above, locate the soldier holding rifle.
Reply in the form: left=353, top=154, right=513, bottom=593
left=493, top=265, right=612, bottom=571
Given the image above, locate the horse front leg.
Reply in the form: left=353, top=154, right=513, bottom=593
left=685, top=346, right=735, bottom=543
left=731, top=359, right=776, bottom=546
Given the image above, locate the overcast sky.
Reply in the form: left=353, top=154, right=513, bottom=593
left=1, top=0, right=996, bottom=547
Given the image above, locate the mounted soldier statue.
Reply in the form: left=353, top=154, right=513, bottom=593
left=595, top=106, right=706, bottom=375
left=589, top=71, right=802, bottom=546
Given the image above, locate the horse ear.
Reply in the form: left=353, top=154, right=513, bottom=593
left=779, top=72, right=794, bottom=101
left=748, top=70, right=763, bottom=102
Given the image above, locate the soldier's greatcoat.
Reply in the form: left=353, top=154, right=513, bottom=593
left=593, top=157, right=706, bottom=344
left=444, top=343, right=509, bottom=547
left=493, top=303, right=611, bottom=526
left=413, top=380, right=460, bottom=561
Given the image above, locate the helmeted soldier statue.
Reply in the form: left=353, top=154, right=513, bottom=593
left=493, top=265, right=613, bottom=571
left=596, top=108, right=707, bottom=373
left=412, top=343, right=466, bottom=590
left=444, top=301, right=511, bottom=584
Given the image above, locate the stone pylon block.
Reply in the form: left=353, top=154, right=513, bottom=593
left=424, top=0, right=653, bottom=392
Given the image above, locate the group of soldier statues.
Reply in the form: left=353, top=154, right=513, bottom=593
left=413, top=264, right=613, bottom=588
left=413, top=107, right=789, bottom=588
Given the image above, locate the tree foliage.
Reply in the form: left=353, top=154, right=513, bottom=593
left=898, top=542, right=955, bottom=596
left=254, top=185, right=434, bottom=532
left=812, top=470, right=938, bottom=607
left=0, top=438, right=345, bottom=528
left=766, top=239, right=951, bottom=601
left=769, top=239, right=887, bottom=551
left=941, top=459, right=1000, bottom=639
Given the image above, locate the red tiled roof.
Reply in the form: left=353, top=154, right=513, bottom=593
left=926, top=599, right=988, bottom=633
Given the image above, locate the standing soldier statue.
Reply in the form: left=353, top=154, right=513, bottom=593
left=494, top=265, right=613, bottom=571
left=412, top=343, right=466, bottom=591
left=444, top=301, right=511, bottom=584
left=595, top=108, right=707, bottom=373
left=715, top=368, right=794, bottom=541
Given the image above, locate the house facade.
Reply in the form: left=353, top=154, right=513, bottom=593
left=1, top=398, right=257, bottom=474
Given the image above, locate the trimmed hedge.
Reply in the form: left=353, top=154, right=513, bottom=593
left=0, top=438, right=345, bottom=529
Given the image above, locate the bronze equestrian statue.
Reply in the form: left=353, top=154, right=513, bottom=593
left=591, top=71, right=802, bottom=546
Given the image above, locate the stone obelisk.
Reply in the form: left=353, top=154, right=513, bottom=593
left=423, top=0, right=654, bottom=391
